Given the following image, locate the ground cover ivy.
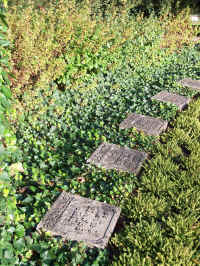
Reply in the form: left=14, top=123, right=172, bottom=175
left=0, top=1, right=28, bottom=265
left=4, top=45, right=200, bottom=264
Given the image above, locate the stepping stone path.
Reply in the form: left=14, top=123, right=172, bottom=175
left=37, top=191, right=121, bottom=248
left=178, top=78, right=200, bottom=91
left=119, top=113, right=168, bottom=136
left=151, top=91, right=191, bottom=111
left=38, top=82, right=197, bottom=248
left=87, top=142, right=148, bottom=175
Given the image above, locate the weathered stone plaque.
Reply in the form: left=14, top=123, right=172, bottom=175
left=119, top=113, right=168, bottom=136
left=151, top=91, right=191, bottom=111
left=178, top=78, right=200, bottom=91
left=87, top=142, right=148, bottom=175
left=37, top=191, right=121, bottom=249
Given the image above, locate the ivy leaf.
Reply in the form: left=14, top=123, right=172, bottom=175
left=15, top=224, right=25, bottom=237
left=0, top=85, right=11, bottom=99
left=14, top=238, right=25, bottom=251
left=4, top=248, right=14, bottom=259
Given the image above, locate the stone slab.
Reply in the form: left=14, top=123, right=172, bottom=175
left=151, top=91, right=191, bottom=111
left=37, top=191, right=121, bottom=249
left=178, top=78, right=200, bottom=91
left=119, top=113, right=168, bottom=136
left=87, top=142, right=148, bottom=175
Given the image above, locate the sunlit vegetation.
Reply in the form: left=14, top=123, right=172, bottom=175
left=0, top=0, right=200, bottom=264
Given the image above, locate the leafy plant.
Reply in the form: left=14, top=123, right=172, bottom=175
left=0, top=1, right=12, bottom=120
left=2, top=0, right=200, bottom=264
left=6, top=45, right=200, bottom=264
left=7, top=0, right=196, bottom=98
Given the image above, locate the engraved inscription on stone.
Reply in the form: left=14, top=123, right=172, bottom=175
left=87, top=142, right=148, bottom=175
left=119, top=113, right=168, bottom=136
left=178, top=78, right=200, bottom=91
left=37, top=192, right=121, bottom=249
left=151, top=91, right=191, bottom=111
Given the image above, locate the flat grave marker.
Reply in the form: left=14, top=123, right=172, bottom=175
left=37, top=191, right=121, bottom=249
left=178, top=78, right=200, bottom=91
left=119, top=113, right=168, bottom=136
left=87, top=142, right=148, bottom=175
left=151, top=91, right=191, bottom=111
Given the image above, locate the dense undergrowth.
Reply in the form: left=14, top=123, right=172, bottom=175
left=0, top=0, right=200, bottom=265
left=3, top=46, right=200, bottom=265
left=0, top=1, right=27, bottom=265
left=6, top=0, right=197, bottom=97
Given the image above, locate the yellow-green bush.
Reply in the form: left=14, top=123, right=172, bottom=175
left=7, top=0, right=134, bottom=96
left=7, top=0, right=196, bottom=99
left=160, top=10, right=196, bottom=52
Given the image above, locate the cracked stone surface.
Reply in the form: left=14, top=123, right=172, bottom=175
left=119, top=113, right=168, bottom=136
left=37, top=191, right=121, bottom=249
left=87, top=142, right=148, bottom=175
left=151, top=91, right=191, bottom=111
left=178, top=78, right=200, bottom=91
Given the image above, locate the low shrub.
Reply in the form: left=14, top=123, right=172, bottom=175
left=7, top=0, right=134, bottom=96
left=7, top=0, right=196, bottom=98
left=112, top=96, right=200, bottom=265
left=160, top=10, right=197, bottom=52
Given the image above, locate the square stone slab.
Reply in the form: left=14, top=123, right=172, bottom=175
left=119, top=113, right=168, bottom=136
left=151, top=91, right=191, bottom=111
left=87, top=142, right=148, bottom=175
left=178, top=78, right=200, bottom=91
left=37, top=191, right=121, bottom=249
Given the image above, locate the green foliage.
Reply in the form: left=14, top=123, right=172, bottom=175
left=2, top=0, right=200, bottom=264
left=112, top=96, right=200, bottom=265
left=0, top=2, right=25, bottom=266
left=0, top=2, right=12, bottom=121
left=7, top=0, right=196, bottom=97
left=9, top=0, right=200, bottom=17
left=5, top=45, right=200, bottom=264
left=7, top=0, right=137, bottom=95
